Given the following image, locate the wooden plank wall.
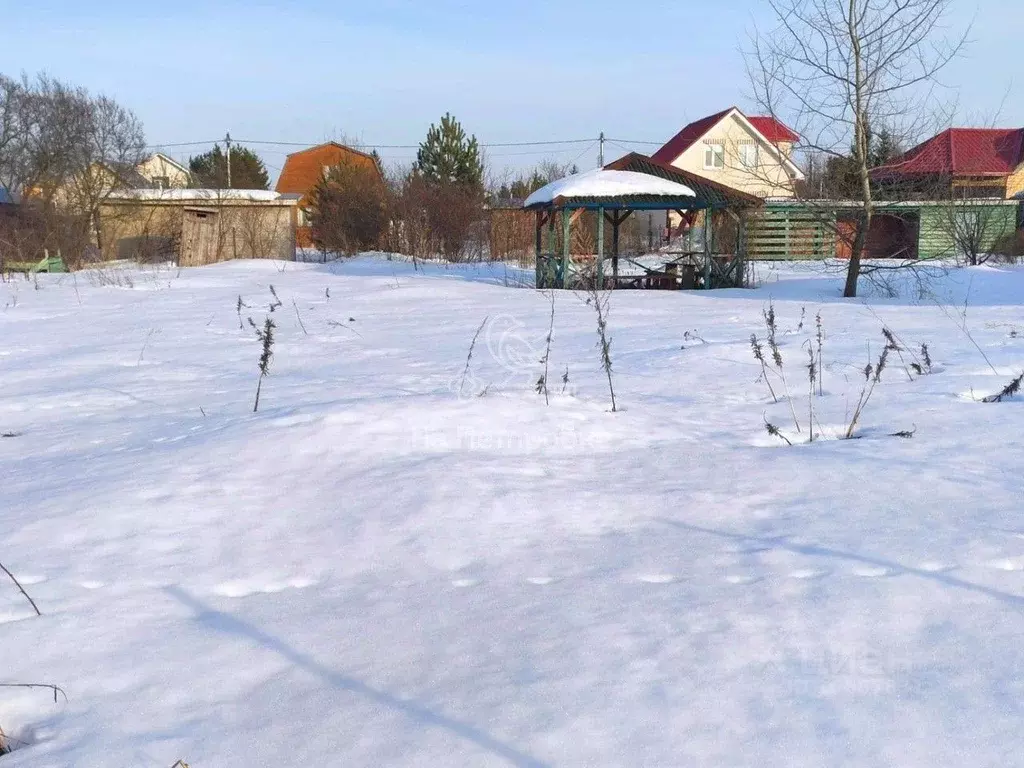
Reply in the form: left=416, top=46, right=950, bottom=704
left=746, top=206, right=837, bottom=260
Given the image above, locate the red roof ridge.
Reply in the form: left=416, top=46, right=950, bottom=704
left=746, top=115, right=801, bottom=143
left=284, top=141, right=379, bottom=164
left=873, top=126, right=1024, bottom=178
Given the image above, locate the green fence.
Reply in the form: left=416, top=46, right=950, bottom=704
left=746, top=205, right=837, bottom=260
left=3, top=253, right=68, bottom=273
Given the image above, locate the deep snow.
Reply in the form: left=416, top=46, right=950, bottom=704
left=1, top=256, right=1023, bottom=767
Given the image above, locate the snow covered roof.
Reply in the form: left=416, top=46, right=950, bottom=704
left=107, top=189, right=300, bottom=204
left=524, top=169, right=696, bottom=208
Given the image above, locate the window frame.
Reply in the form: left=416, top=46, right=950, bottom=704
left=739, top=143, right=759, bottom=170
left=704, top=143, right=725, bottom=170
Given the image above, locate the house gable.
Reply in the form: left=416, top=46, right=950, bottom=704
left=137, top=153, right=191, bottom=189
left=654, top=108, right=803, bottom=198
left=275, top=142, right=383, bottom=200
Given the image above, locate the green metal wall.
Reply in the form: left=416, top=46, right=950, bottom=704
left=917, top=204, right=1019, bottom=260
left=748, top=201, right=1021, bottom=261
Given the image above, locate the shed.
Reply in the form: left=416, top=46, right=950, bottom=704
left=746, top=199, right=1021, bottom=261
left=100, top=189, right=301, bottom=265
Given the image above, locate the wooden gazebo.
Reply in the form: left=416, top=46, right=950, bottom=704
left=524, top=154, right=760, bottom=290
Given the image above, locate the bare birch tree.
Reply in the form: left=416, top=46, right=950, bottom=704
left=747, top=0, right=967, bottom=297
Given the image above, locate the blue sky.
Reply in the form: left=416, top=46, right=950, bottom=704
left=2, top=1, right=1020, bottom=180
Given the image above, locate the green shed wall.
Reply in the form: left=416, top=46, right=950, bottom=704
left=918, top=204, right=1018, bottom=260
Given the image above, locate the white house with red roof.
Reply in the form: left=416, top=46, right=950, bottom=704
left=652, top=107, right=804, bottom=199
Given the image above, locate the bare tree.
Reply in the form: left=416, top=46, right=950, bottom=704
left=937, top=196, right=1018, bottom=266
left=0, top=75, right=30, bottom=200
left=62, top=93, right=147, bottom=249
left=308, top=158, right=389, bottom=257
left=0, top=72, right=146, bottom=266
left=747, top=0, right=967, bottom=297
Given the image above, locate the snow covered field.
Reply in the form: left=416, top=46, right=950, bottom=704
left=2, top=255, right=1023, bottom=766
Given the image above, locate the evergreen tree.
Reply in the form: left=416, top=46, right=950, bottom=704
left=189, top=144, right=270, bottom=190
left=869, top=127, right=902, bottom=169
left=415, top=113, right=483, bottom=188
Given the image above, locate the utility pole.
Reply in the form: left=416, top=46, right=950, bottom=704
left=598, top=132, right=605, bottom=168
left=225, top=132, right=232, bottom=188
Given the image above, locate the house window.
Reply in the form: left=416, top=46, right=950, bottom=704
left=153, top=175, right=171, bottom=189
left=704, top=143, right=725, bottom=169
left=739, top=144, right=758, bottom=169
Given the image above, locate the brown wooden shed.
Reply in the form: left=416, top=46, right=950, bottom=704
left=100, top=189, right=301, bottom=265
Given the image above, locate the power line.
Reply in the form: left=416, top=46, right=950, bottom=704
left=568, top=140, right=600, bottom=169
left=234, top=137, right=598, bottom=149
left=605, top=137, right=664, bottom=146
left=148, top=136, right=601, bottom=151
left=146, top=139, right=222, bottom=149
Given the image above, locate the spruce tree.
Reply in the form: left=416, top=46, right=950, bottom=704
left=189, top=144, right=270, bottom=190
left=415, top=113, right=483, bottom=188
left=869, top=127, right=902, bottom=169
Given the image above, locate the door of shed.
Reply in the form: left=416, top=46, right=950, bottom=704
left=181, top=208, right=220, bottom=266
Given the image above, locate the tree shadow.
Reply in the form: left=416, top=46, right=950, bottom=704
left=656, top=519, right=1024, bottom=609
left=163, top=586, right=550, bottom=768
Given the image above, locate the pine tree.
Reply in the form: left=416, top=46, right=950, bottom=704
left=189, top=144, right=270, bottom=190
left=869, top=127, right=902, bottom=169
left=415, top=113, right=483, bottom=188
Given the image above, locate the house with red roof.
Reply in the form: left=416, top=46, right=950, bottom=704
left=275, top=142, right=385, bottom=247
left=872, top=128, right=1024, bottom=199
left=652, top=107, right=804, bottom=199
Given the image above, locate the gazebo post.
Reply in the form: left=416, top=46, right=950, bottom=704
left=703, top=208, right=714, bottom=289
left=611, top=210, right=621, bottom=288
left=535, top=210, right=544, bottom=287
left=596, top=206, right=605, bottom=288
left=561, top=207, right=571, bottom=289
left=535, top=210, right=543, bottom=258
left=546, top=206, right=556, bottom=255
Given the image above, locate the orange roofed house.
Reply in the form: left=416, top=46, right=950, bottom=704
left=275, top=142, right=385, bottom=247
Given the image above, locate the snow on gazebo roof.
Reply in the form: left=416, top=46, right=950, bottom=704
left=523, top=169, right=697, bottom=209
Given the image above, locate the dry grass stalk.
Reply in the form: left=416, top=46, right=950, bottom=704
left=750, top=334, right=779, bottom=403
left=292, top=299, right=308, bottom=336
left=982, top=372, right=1023, bottom=403
left=815, top=312, right=824, bottom=397
left=844, top=337, right=891, bottom=439
left=250, top=316, right=276, bottom=413
left=764, top=302, right=801, bottom=433
left=806, top=344, right=817, bottom=442
left=589, top=288, right=617, bottom=412
left=537, top=292, right=555, bottom=405
left=763, top=414, right=793, bottom=446
left=0, top=560, right=41, bottom=616
left=459, top=317, right=488, bottom=397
